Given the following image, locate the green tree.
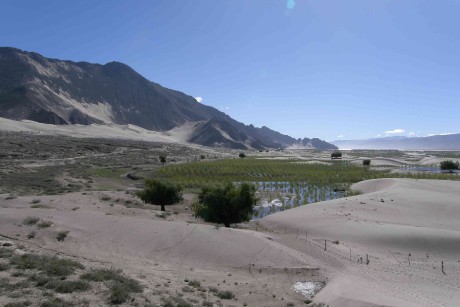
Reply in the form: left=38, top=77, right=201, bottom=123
left=440, top=160, right=459, bottom=173
left=159, top=155, right=166, bottom=164
left=192, top=183, right=256, bottom=228
left=362, top=159, right=371, bottom=166
left=239, top=152, right=246, bottom=158
left=137, top=179, right=182, bottom=211
left=331, top=151, right=342, bottom=159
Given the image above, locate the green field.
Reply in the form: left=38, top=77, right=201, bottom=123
left=154, top=158, right=458, bottom=189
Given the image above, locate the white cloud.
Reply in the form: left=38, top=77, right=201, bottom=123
left=337, top=134, right=344, bottom=138
left=385, top=129, right=405, bottom=134
left=408, top=132, right=416, bottom=137
left=195, top=97, right=203, bottom=103
left=225, top=106, right=230, bottom=110
left=376, top=134, right=382, bottom=137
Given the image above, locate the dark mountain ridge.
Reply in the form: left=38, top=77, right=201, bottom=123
left=0, top=47, right=337, bottom=150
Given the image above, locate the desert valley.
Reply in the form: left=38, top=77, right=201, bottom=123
left=1, top=3, right=460, bottom=305
left=0, top=128, right=459, bottom=306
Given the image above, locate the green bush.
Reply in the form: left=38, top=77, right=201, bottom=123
left=331, top=151, right=342, bottom=159
left=239, top=152, right=246, bottom=158
left=193, top=183, right=256, bottom=228
left=137, top=179, right=182, bottom=211
left=362, top=159, right=371, bottom=166
left=440, top=160, right=459, bottom=172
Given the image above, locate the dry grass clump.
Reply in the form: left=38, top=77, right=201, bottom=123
left=22, top=216, right=40, bottom=226
left=37, top=220, right=53, bottom=229
left=56, top=231, right=69, bottom=242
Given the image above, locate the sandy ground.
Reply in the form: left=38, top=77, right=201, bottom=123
left=0, top=117, right=186, bottom=143
left=261, top=179, right=460, bottom=307
left=1, top=179, right=459, bottom=306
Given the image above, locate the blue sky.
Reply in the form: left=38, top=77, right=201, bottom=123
left=1, top=0, right=459, bottom=141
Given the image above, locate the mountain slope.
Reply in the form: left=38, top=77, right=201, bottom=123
left=332, top=134, right=460, bottom=150
left=0, top=47, right=336, bottom=150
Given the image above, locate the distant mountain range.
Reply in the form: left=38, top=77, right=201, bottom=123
left=0, top=47, right=336, bottom=150
left=332, top=134, right=460, bottom=150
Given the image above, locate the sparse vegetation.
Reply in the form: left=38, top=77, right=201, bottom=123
left=39, top=297, right=75, bottom=307
left=163, top=296, right=192, bottom=307
left=101, top=195, right=111, bottom=201
left=31, top=204, right=52, bottom=209
left=10, top=253, right=84, bottom=276
left=23, top=216, right=40, bottom=226
left=215, top=289, right=235, bottom=299
left=56, top=231, right=69, bottom=242
left=159, top=154, right=167, bottom=164
left=45, top=279, right=91, bottom=293
left=27, top=231, right=36, bottom=239
left=81, top=268, right=143, bottom=304
left=37, top=220, right=53, bottom=228
left=5, top=301, right=33, bottom=307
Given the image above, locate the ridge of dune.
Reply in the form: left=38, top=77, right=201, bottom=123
left=260, top=178, right=460, bottom=307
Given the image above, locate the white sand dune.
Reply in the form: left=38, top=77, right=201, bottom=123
left=1, top=179, right=459, bottom=306
left=261, top=179, right=460, bottom=306
left=0, top=117, right=180, bottom=143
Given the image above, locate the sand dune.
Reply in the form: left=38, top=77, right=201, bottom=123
left=261, top=179, right=460, bottom=306
left=1, top=179, right=459, bottom=306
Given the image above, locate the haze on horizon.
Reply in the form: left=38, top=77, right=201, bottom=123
left=1, top=0, right=459, bottom=141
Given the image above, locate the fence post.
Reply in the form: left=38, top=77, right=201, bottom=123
left=324, top=240, right=327, bottom=251
left=366, top=254, right=369, bottom=265
left=296, top=228, right=298, bottom=239
left=442, top=261, right=445, bottom=275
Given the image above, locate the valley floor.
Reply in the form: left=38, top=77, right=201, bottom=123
left=0, top=133, right=459, bottom=306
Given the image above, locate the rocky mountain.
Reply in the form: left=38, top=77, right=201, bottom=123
left=0, top=47, right=336, bottom=150
left=289, top=137, right=338, bottom=150
left=332, top=134, right=460, bottom=150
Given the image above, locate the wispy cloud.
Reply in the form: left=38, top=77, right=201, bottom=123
left=337, top=134, right=344, bottom=138
left=385, top=129, right=405, bottom=135
left=195, top=97, right=203, bottom=103
left=408, top=132, right=416, bottom=137
left=287, top=0, right=296, bottom=9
